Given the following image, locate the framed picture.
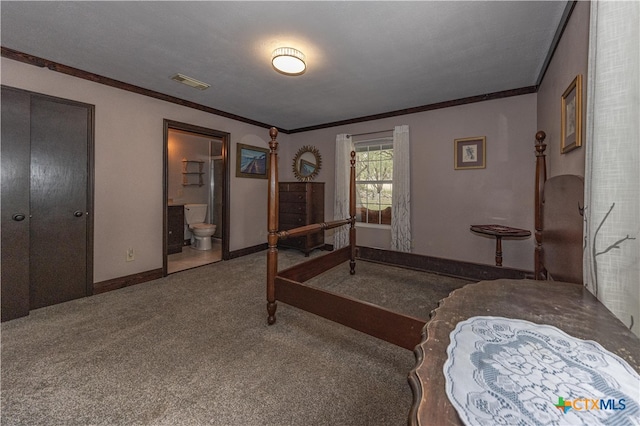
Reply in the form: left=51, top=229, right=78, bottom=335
left=561, top=74, right=582, bottom=154
left=454, top=136, right=486, bottom=170
left=236, top=143, right=269, bottom=179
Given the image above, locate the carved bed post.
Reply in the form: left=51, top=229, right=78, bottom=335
left=534, top=131, right=547, bottom=280
left=349, top=151, right=356, bottom=275
left=267, top=127, right=279, bottom=324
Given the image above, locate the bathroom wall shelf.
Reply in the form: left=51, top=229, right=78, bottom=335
left=182, top=160, right=205, bottom=187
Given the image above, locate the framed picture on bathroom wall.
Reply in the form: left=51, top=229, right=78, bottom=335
left=236, top=143, right=269, bottom=179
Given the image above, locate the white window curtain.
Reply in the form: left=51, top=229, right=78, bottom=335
left=391, top=125, right=411, bottom=252
left=333, top=134, right=354, bottom=249
left=584, top=1, right=639, bottom=336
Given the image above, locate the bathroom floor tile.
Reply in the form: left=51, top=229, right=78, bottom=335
left=167, top=240, right=222, bottom=274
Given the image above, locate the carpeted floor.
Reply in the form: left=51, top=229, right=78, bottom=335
left=1, top=249, right=471, bottom=425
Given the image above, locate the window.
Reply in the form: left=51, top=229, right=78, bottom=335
left=355, top=140, right=393, bottom=225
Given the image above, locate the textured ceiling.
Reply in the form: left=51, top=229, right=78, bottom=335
left=1, top=1, right=569, bottom=131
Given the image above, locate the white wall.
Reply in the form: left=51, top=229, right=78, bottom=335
left=1, top=58, right=289, bottom=283
left=287, top=94, right=538, bottom=271
left=2, top=54, right=540, bottom=278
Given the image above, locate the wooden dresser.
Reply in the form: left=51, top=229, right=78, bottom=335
left=278, top=182, right=324, bottom=256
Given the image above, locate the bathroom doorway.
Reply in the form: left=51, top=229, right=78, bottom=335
left=163, top=120, right=230, bottom=275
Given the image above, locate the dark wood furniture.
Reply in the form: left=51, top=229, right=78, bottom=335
left=470, top=224, right=531, bottom=266
left=1, top=87, right=94, bottom=322
left=408, top=278, right=640, bottom=426
left=278, top=181, right=324, bottom=256
left=408, top=130, right=597, bottom=425
left=167, top=205, right=184, bottom=254
left=266, top=128, right=426, bottom=350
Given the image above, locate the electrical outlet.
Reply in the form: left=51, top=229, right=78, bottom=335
left=126, top=248, right=135, bottom=262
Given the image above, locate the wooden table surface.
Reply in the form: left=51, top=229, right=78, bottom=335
left=469, top=224, right=531, bottom=237
left=408, top=279, right=640, bottom=426
left=470, top=224, right=531, bottom=266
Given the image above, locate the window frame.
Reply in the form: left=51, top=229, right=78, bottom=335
left=354, top=138, right=393, bottom=226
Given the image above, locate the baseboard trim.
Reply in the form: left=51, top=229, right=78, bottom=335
left=91, top=247, right=528, bottom=294
left=228, top=243, right=268, bottom=259
left=93, top=242, right=266, bottom=294
left=93, top=268, right=164, bottom=294
left=357, top=246, right=531, bottom=281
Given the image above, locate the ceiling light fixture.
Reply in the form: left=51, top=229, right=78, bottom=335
left=170, top=73, right=210, bottom=90
left=271, top=47, right=306, bottom=76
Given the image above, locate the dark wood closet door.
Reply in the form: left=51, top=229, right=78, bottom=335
left=1, top=88, right=32, bottom=321
left=1, top=88, right=93, bottom=320
left=29, top=96, right=90, bottom=309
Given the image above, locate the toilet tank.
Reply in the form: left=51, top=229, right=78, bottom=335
left=184, top=204, right=207, bottom=224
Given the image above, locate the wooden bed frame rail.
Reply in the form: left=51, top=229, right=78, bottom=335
left=265, top=127, right=426, bottom=350
left=276, top=218, right=351, bottom=240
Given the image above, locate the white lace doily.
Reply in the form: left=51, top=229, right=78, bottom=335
left=443, top=316, right=640, bottom=426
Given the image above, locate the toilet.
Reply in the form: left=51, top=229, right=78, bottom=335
left=184, top=204, right=217, bottom=250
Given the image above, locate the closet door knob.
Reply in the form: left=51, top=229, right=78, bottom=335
left=12, top=213, right=26, bottom=221
left=73, top=211, right=84, bottom=217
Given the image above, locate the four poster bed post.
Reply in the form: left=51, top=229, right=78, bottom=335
left=534, top=130, right=547, bottom=280
left=266, top=127, right=279, bottom=325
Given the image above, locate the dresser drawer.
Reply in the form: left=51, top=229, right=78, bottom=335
left=279, top=237, right=306, bottom=249
left=280, top=192, right=307, bottom=203
left=279, top=182, right=308, bottom=192
left=280, top=202, right=306, bottom=214
left=280, top=213, right=306, bottom=227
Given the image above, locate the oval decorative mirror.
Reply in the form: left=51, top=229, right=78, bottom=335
left=292, top=145, right=322, bottom=182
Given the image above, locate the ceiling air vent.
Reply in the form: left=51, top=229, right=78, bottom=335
left=170, top=73, right=210, bottom=90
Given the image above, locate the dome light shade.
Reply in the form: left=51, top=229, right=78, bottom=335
left=272, top=47, right=306, bottom=75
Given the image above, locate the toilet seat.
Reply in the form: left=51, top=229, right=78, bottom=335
left=190, top=223, right=216, bottom=239
left=191, top=223, right=215, bottom=231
